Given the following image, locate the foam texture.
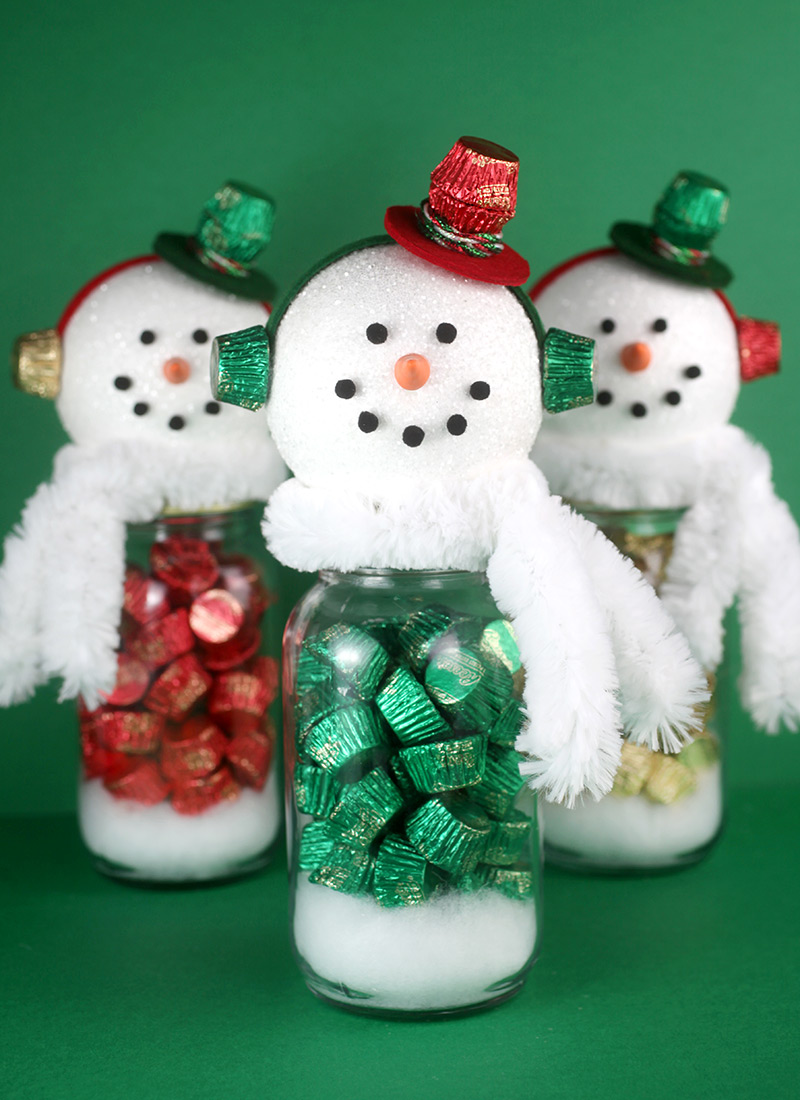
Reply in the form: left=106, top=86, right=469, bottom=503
left=541, top=763, right=722, bottom=867
left=268, top=244, right=541, bottom=492
left=294, top=875, right=537, bottom=1011
left=78, top=766, right=280, bottom=881
left=58, top=259, right=271, bottom=449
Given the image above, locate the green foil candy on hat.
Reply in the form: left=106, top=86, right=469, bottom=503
left=406, top=797, right=490, bottom=874
left=376, top=666, right=450, bottom=745
left=373, top=834, right=430, bottom=907
left=486, top=864, right=535, bottom=901
left=328, top=767, right=404, bottom=848
left=294, top=763, right=341, bottom=817
left=301, top=703, right=386, bottom=771
left=482, top=809, right=532, bottom=865
left=309, top=843, right=375, bottom=895
left=298, top=820, right=337, bottom=871
left=471, top=745, right=526, bottom=819
left=399, top=735, right=487, bottom=794
left=307, top=624, right=390, bottom=701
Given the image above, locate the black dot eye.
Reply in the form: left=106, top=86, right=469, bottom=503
left=133, top=402, right=149, bottom=416
left=169, top=415, right=185, bottom=431
left=366, top=323, right=388, bottom=344
left=447, top=415, right=467, bottom=436
left=596, top=390, right=613, bottom=406
left=600, top=319, right=615, bottom=334
left=192, top=329, right=209, bottom=344
left=436, top=323, right=457, bottom=344
left=664, top=391, right=681, bottom=405
left=402, top=425, right=425, bottom=448
left=114, top=376, right=132, bottom=391
left=335, top=379, right=356, bottom=399
left=358, top=411, right=379, bottom=433
left=469, top=381, right=490, bottom=401
left=653, top=318, right=668, bottom=333
left=139, top=330, right=156, bottom=345
left=684, top=365, right=702, bottom=379
left=205, top=402, right=220, bottom=415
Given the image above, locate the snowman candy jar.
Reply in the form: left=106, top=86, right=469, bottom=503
left=212, top=138, right=708, bottom=1015
left=531, top=171, right=797, bottom=871
left=3, top=183, right=287, bottom=883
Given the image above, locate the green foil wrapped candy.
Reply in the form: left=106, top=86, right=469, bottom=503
left=488, top=700, right=525, bottom=749
left=471, top=745, right=526, bottom=819
left=376, top=666, right=450, bottom=746
left=211, top=325, right=270, bottom=411
left=294, top=763, right=341, bottom=817
left=406, top=797, right=491, bottom=874
left=298, top=820, right=336, bottom=871
left=482, top=809, right=532, bottom=865
left=328, top=767, right=404, bottom=848
left=296, top=649, right=332, bottom=693
left=479, top=619, right=521, bottom=674
left=486, top=864, right=536, bottom=901
left=399, top=735, right=487, bottom=793
left=302, top=703, right=387, bottom=771
left=307, top=624, right=390, bottom=700
left=396, top=608, right=454, bottom=674
left=309, top=843, right=375, bottom=895
left=373, top=834, right=430, bottom=907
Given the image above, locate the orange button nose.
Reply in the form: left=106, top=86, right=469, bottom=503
left=394, top=354, right=431, bottom=390
left=620, top=342, right=652, bottom=372
left=163, top=357, right=192, bottom=384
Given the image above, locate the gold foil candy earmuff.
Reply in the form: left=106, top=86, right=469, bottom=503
left=12, top=328, right=62, bottom=399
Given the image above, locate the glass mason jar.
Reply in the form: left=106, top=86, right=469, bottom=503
left=541, top=507, right=723, bottom=873
left=77, top=503, right=283, bottom=884
left=284, top=570, right=541, bottom=1018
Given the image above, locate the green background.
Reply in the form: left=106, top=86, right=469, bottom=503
left=1, top=3, right=799, bottom=1096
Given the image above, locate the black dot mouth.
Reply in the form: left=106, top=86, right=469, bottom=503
left=402, top=425, right=425, bottom=448
left=168, top=415, right=186, bottom=431
left=133, top=402, right=149, bottom=416
left=358, top=411, right=379, bottom=433
left=446, top=414, right=467, bottom=436
left=596, top=390, right=613, bottom=406
left=664, top=390, right=682, bottom=405
left=205, top=401, right=221, bottom=415
left=631, top=403, right=648, bottom=418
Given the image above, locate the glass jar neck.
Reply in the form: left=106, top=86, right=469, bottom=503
left=571, top=503, right=688, bottom=537
left=318, top=568, right=488, bottom=592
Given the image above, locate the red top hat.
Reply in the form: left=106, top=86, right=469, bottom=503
left=385, top=136, right=530, bottom=286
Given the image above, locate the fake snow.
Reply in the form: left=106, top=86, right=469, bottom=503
left=541, top=762, right=722, bottom=868
left=293, top=875, right=537, bottom=1011
left=78, top=766, right=280, bottom=881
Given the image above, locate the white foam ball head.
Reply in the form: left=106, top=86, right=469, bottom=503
left=267, top=244, right=542, bottom=488
left=57, top=260, right=268, bottom=446
left=534, top=253, right=740, bottom=444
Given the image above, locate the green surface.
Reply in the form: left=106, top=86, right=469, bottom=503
left=2, top=0, right=800, bottom=811
left=2, top=785, right=798, bottom=1099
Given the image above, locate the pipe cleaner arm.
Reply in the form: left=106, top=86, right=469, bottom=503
left=486, top=467, right=622, bottom=806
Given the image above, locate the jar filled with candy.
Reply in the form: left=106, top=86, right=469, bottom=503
left=284, top=569, right=540, bottom=1018
left=541, top=507, right=723, bottom=872
left=78, top=503, right=282, bottom=883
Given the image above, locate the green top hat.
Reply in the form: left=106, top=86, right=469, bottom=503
left=154, top=181, right=277, bottom=301
left=610, top=171, right=732, bottom=288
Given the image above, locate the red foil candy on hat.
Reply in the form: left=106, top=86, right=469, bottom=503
left=227, top=730, right=272, bottom=790
left=160, top=715, right=229, bottom=781
left=189, top=588, right=245, bottom=644
left=123, top=565, right=170, bottom=625
left=100, top=652, right=150, bottom=706
left=150, top=536, right=220, bottom=598
left=145, top=653, right=212, bottom=721
left=95, top=708, right=165, bottom=754
left=428, top=136, right=519, bottom=236
left=171, top=764, right=240, bottom=816
left=129, top=608, right=195, bottom=670
left=105, top=759, right=171, bottom=805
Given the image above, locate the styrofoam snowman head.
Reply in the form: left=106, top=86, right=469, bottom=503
left=54, top=257, right=268, bottom=447
left=532, top=250, right=741, bottom=444
left=267, top=242, right=542, bottom=488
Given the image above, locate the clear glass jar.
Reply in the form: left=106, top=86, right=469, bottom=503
left=541, top=507, right=723, bottom=873
left=284, top=569, right=541, bottom=1018
left=78, top=503, right=283, bottom=884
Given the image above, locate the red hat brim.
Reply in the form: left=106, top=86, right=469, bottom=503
left=384, top=206, right=530, bottom=286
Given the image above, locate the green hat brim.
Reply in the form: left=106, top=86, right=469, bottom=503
left=610, top=222, right=732, bottom=289
left=154, top=232, right=277, bottom=302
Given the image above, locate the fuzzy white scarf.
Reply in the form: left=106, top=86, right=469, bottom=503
left=0, top=436, right=285, bottom=709
left=265, top=457, right=707, bottom=805
left=534, top=424, right=800, bottom=732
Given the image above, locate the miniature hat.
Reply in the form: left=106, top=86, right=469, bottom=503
left=155, top=181, right=277, bottom=301
left=610, top=171, right=732, bottom=289
left=385, top=137, right=530, bottom=286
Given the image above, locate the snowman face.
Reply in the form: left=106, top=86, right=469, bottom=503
left=534, top=253, right=740, bottom=443
left=267, top=244, right=541, bottom=487
left=57, top=260, right=268, bottom=447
